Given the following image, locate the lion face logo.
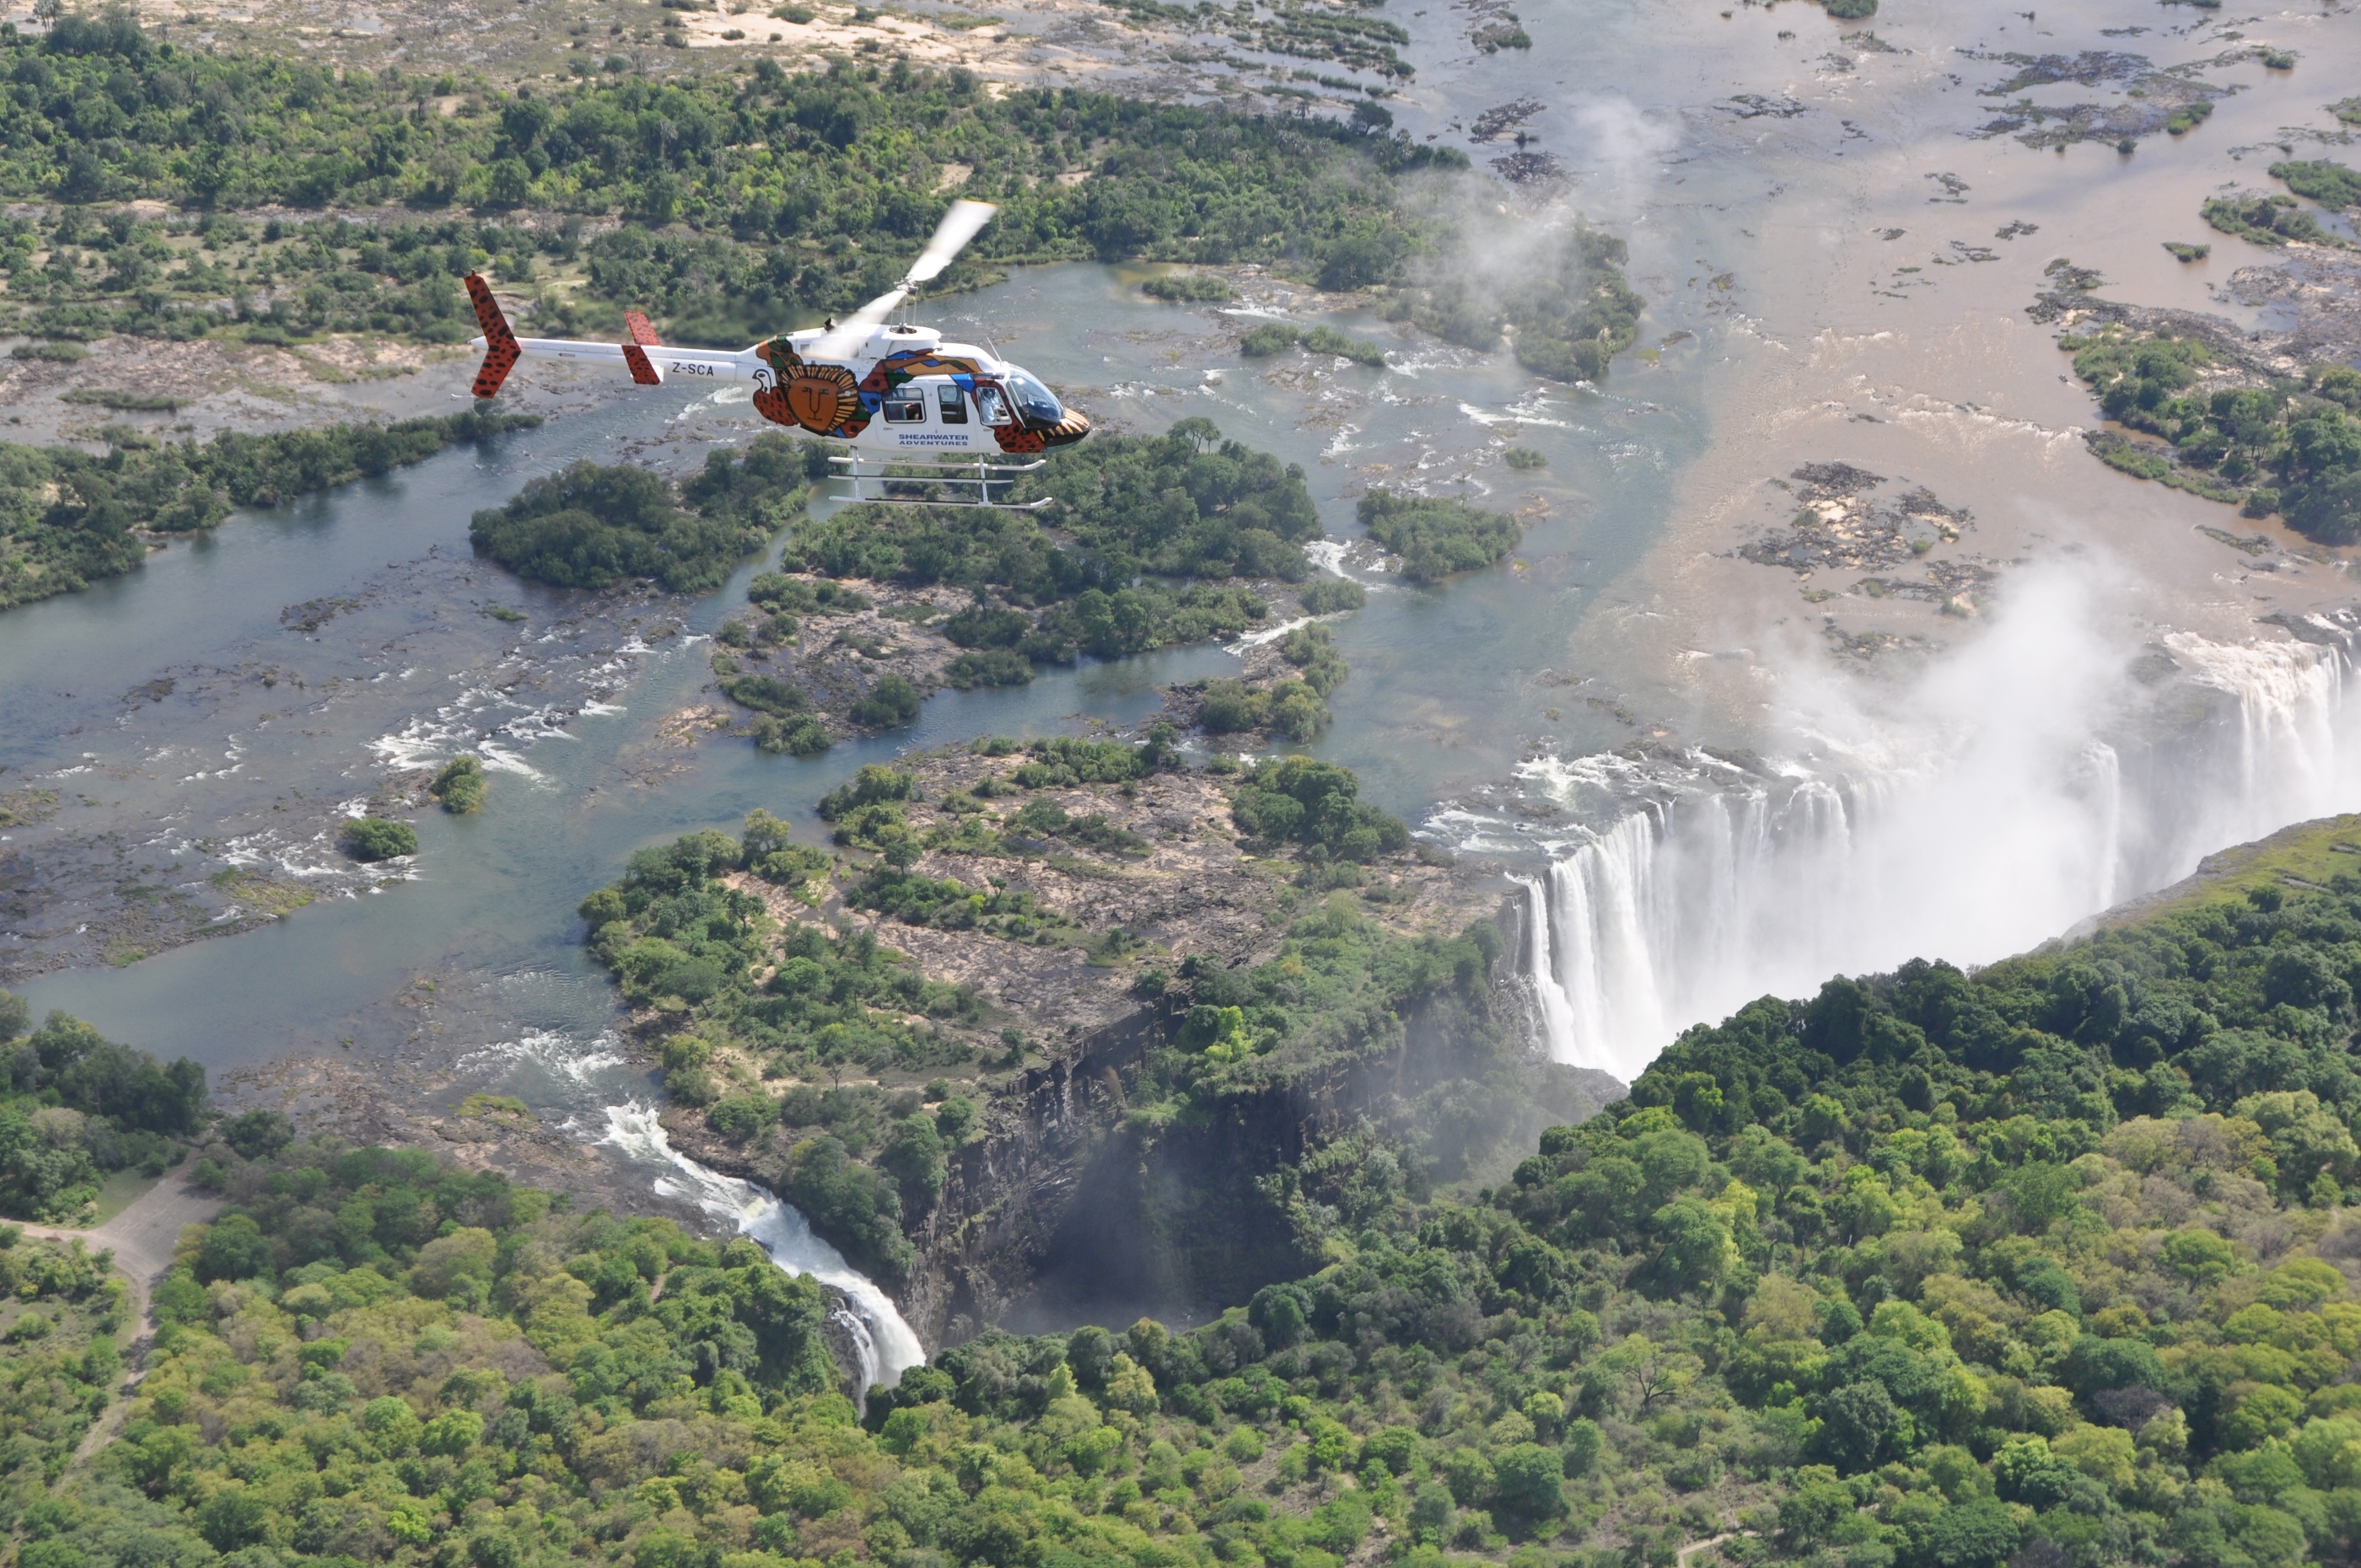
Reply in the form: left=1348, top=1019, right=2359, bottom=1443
left=754, top=362, right=863, bottom=434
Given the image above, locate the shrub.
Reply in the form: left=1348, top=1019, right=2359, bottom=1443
left=1143, top=272, right=1233, bottom=301
left=1240, top=323, right=1301, bottom=357
left=849, top=673, right=922, bottom=727
left=342, top=817, right=417, bottom=861
left=753, top=714, right=831, bottom=756
left=946, top=649, right=1033, bottom=689
left=1300, top=576, right=1367, bottom=614
left=722, top=674, right=814, bottom=717
left=471, top=459, right=788, bottom=593
left=1230, top=754, right=1408, bottom=860
left=1302, top=325, right=1387, bottom=366
left=428, top=755, right=486, bottom=814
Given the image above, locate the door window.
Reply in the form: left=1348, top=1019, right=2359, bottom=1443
left=938, top=384, right=970, bottom=424
left=881, top=385, right=927, bottom=423
left=976, top=384, right=1012, bottom=426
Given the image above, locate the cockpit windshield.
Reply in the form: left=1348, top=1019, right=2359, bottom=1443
left=1006, top=369, right=1065, bottom=425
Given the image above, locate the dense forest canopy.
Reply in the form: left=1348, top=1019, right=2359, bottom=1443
left=0, top=27, right=1638, bottom=374
left=27, top=843, right=2361, bottom=1568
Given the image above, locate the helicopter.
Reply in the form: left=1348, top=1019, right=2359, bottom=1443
left=463, top=200, right=1090, bottom=508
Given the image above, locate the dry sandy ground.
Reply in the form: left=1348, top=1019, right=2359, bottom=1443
left=0, top=0, right=1387, bottom=110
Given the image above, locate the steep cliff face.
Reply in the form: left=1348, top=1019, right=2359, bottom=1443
left=895, top=905, right=1622, bottom=1345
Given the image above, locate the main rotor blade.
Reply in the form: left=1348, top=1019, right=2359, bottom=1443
left=808, top=285, right=909, bottom=362
left=904, top=199, right=998, bottom=286
left=803, top=202, right=995, bottom=362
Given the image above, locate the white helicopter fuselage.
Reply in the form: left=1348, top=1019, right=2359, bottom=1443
left=462, top=201, right=1087, bottom=485
left=475, top=315, right=1090, bottom=458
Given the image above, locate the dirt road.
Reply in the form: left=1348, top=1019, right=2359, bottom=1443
left=19, top=1175, right=223, bottom=1468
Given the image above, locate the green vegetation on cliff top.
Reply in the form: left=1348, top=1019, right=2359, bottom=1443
left=573, top=746, right=1474, bottom=1281
left=0, top=1232, right=127, bottom=1513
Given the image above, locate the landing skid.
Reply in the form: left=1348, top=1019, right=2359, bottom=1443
left=829, top=452, right=1054, bottom=510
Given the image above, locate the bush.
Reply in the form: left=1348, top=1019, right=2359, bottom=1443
left=428, top=755, right=486, bottom=814
left=342, top=817, right=417, bottom=861
left=1503, top=446, right=1546, bottom=470
left=722, top=674, right=814, bottom=717
left=850, top=673, right=922, bottom=727
left=947, top=649, right=1033, bottom=689
left=1230, top=754, right=1408, bottom=860
left=707, top=1094, right=775, bottom=1140
left=2270, top=158, right=2361, bottom=210
left=1240, top=323, right=1301, bottom=357
left=1143, top=272, right=1233, bottom=302
left=470, top=459, right=785, bottom=594
left=1303, top=325, right=1387, bottom=367
left=753, top=714, right=831, bottom=756
left=749, top=572, right=870, bottom=616
left=220, top=1109, right=293, bottom=1160
left=1300, top=576, right=1368, bottom=614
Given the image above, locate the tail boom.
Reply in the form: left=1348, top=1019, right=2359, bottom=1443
left=464, top=274, right=745, bottom=392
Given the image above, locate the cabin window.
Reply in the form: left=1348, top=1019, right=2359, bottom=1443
left=881, top=385, right=927, bottom=423
left=938, top=384, right=969, bottom=424
left=976, top=384, right=1012, bottom=426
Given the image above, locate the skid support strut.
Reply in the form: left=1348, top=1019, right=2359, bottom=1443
left=828, top=452, right=1053, bottom=509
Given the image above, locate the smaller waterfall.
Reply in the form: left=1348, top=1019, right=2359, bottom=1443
left=600, top=1104, right=926, bottom=1393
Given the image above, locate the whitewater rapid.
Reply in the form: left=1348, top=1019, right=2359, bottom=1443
left=1500, top=581, right=2361, bottom=1082
left=600, top=1104, right=926, bottom=1393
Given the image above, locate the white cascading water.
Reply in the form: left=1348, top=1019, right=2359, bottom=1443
left=600, top=1104, right=926, bottom=1393
left=1513, top=570, right=2361, bottom=1082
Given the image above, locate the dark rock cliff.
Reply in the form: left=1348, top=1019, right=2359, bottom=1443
left=890, top=895, right=1622, bottom=1346
left=662, top=894, right=1619, bottom=1351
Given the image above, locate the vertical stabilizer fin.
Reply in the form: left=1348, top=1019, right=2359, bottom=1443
left=464, top=274, right=521, bottom=400
left=622, top=309, right=664, bottom=385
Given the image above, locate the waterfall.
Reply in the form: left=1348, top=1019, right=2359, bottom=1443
left=1513, top=607, right=2361, bottom=1080
left=600, top=1104, right=926, bottom=1393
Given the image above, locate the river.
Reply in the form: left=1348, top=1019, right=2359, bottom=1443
left=7, top=0, right=2361, bottom=1360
